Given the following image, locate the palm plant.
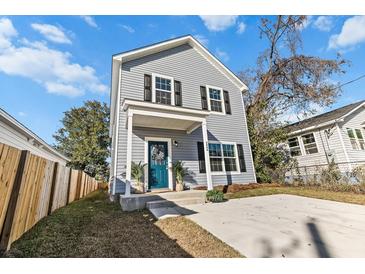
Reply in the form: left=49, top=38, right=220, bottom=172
left=131, top=161, right=147, bottom=192
left=173, top=161, right=187, bottom=191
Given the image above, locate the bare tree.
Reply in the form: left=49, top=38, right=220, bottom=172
left=240, top=16, right=348, bottom=182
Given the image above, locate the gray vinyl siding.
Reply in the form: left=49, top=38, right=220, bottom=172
left=338, top=107, right=365, bottom=163
left=114, top=43, right=255, bottom=193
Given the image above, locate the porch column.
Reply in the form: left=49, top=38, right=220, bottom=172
left=125, top=111, right=133, bottom=196
left=202, top=120, right=213, bottom=190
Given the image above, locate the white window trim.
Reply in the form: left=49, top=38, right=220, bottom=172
left=288, top=136, right=302, bottom=157
left=288, top=132, right=319, bottom=157
left=208, top=141, right=240, bottom=175
left=206, top=85, right=226, bottom=115
left=152, top=73, right=175, bottom=106
left=301, top=132, right=319, bottom=155
left=347, top=128, right=365, bottom=150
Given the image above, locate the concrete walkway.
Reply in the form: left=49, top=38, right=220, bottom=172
left=183, top=194, right=365, bottom=258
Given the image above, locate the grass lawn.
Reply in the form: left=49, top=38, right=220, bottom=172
left=225, top=185, right=365, bottom=206
left=4, top=190, right=241, bottom=258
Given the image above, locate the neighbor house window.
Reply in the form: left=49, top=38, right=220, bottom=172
left=347, top=128, right=365, bottom=150
left=355, top=129, right=365, bottom=150
left=152, top=74, right=174, bottom=105
left=207, top=86, right=224, bottom=113
left=288, top=137, right=301, bottom=157
left=301, top=133, right=318, bottom=154
left=208, top=143, right=239, bottom=173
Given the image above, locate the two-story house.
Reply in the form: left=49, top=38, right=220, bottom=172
left=285, top=100, right=365, bottom=178
left=109, top=35, right=256, bottom=198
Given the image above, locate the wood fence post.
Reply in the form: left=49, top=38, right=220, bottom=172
left=0, top=150, right=29, bottom=253
left=47, top=162, right=58, bottom=215
left=66, top=169, right=72, bottom=205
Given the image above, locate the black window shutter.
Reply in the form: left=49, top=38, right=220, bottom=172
left=200, top=86, right=208, bottom=110
left=197, top=142, right=206, bottom=173
left=223, top=90, right=232, bottom=114
left=144, top=74, right=152, bottom=102
left=174, top=80, right=182, bottom=106
left=237, top=144, right=247, bottom=172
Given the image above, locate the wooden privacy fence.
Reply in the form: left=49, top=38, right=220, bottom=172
left=0, top=143, right=99, bottom=252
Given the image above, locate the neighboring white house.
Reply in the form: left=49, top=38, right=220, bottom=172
left=109, top=35, right=256, bottom=198
left=0, top=107, right=69, bottom=165
left=285, top=100, right=365, bottom=176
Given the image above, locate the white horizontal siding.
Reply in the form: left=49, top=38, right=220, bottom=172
left=339, top=106, right=365, bottom=163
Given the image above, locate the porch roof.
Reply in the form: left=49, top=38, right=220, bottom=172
left=122, top=99, right=210, bottom=133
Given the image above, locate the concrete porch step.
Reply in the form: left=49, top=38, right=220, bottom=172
left=146, top=197, right=205, bottom=209
left=153, top=190, right=206, bottom=200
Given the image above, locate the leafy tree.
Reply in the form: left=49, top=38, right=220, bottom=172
left=240, top=16, right=347, bottom=182
left=53, top=100, right=110, bottom=180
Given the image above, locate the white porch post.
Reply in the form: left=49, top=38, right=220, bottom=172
left=202, top=120, right=213, bottom=190
left=125, top=111, right=133, bottom=196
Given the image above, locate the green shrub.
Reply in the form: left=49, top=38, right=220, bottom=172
left=206, top=190, right=224, bottom=203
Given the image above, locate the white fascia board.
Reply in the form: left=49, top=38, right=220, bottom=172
left=122, top=99, right=210, bottom=117
left=340, top=102, right=365, bottom=121
left=0, top=108, right=69, bottom=162
left=288, top=119, right=344, bottom=136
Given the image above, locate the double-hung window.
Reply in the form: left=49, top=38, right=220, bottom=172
left=288, top=137, right=301, bottom=157
left=208, top=143, right=239, bottom=173
left=347, top=128, right=365, bottom=150
left=206, top=86, right=225, bottom=113
left=301, top=133, right=318, bottom=154
left=152, top=74, right=174, bottom=105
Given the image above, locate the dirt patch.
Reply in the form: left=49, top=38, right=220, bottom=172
left=194, top=183, right=281, bottom=193
left=4, top=191, right=241, bottom=258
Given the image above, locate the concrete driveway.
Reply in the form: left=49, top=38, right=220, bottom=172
left=184, top=194, right=365, bottom=258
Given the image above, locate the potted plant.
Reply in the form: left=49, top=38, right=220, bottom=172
left=173, top=160, right=187, bottom=191
left=131, top=161, right=147, bottom=193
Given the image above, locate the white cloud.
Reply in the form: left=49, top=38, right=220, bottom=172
left=236, top=22, right=246, bottom=34
left=0, top=18, right=108, bottom=97
left=328, top=16, right=365, bottom=49
left=18, top=111, right=27, bottom=117
left=31, top=23, right=71, bottom=44
left=120, top=24, right=135, bottom=33
left=194, top=34, right=209, bottom=46
left=279, top=103, right=325, bottom=124
left=215, top=48, right=229, bottom=62
left=80, top=16, right=98, bottom=28
left=296, top=16, right=313, bottom=31
left=313, top=16, right=333, bottom=32
left=0, top=18, right=17, bottom=49
left=200, top=15, right=238, bottom=31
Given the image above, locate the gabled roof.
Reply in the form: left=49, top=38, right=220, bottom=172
left=110, top=34, right=248, bottom=128
left=286, top=100, right=365, bottom=133
left=112, top=34, right=247, bottom=91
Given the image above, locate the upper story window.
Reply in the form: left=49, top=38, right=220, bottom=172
left=154, top=74, right=173, bottom=105
left=347, top=128, right=365, bottom=150
left=302, top=133, right=318, bottom=154
left=288, top=137, right=301, bottom=157
left=208, top=87, right=223, bottom=112
left=208, top=142, right=239, bottom=173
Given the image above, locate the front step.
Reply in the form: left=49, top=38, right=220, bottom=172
left=154, top=190, right=206, bottom=200
left=146, top=197, right=205, bottom=209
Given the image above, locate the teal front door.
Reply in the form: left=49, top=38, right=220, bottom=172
left=148, top=141, right=169, bottom=189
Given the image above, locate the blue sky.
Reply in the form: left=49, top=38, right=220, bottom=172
left=1, top=15, right=365, bottom=144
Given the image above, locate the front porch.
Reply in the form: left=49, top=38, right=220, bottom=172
left=116, top=99, right=214, bottom=197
